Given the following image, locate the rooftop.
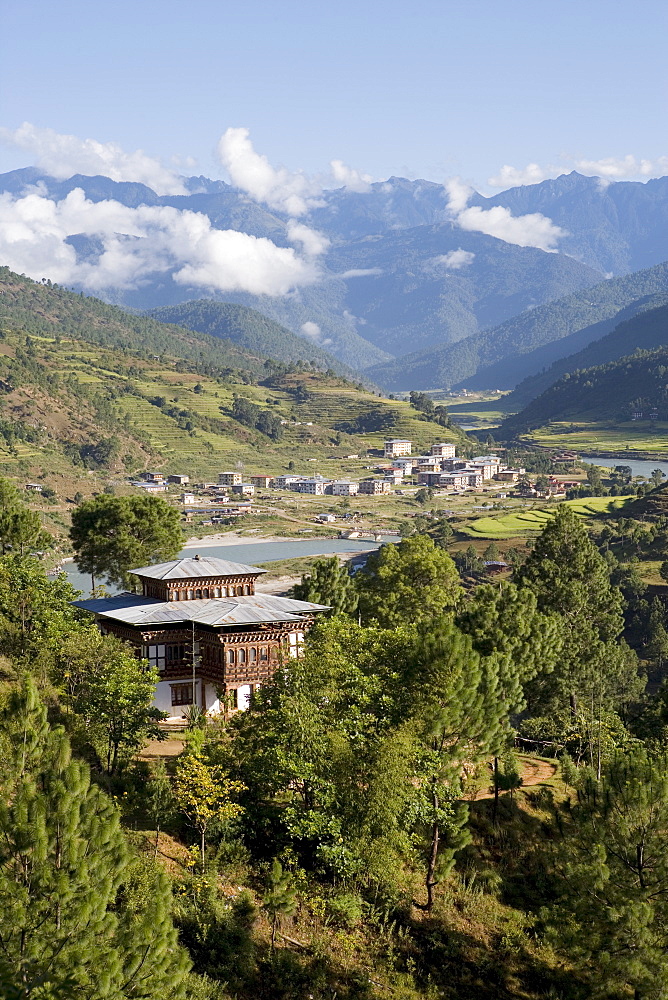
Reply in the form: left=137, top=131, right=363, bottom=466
left=130, top=555, right=267, bottom=580
left=73, top=592, right=329, bottom=627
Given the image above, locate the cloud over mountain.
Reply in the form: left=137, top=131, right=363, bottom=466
left=0, top=187, right=318, bottom=296
left=0, top=123, right=187, bottom=196
left=446, top=177, right=564, bottom=251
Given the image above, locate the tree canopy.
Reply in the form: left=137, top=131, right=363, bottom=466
left=70, top=493, right=182, bottom=590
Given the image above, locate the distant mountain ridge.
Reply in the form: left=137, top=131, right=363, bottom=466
left=367, top=261, right=668, bottom=391
left=497, top=344, right=668, bottom=440
left=3, top=166, right=668, bottom=378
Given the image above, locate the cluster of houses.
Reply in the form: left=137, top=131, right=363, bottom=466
left=129, top=440, right=525, bottom=502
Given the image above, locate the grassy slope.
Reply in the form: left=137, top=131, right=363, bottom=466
left=459, top=496, right=634, bottom=539
left=0, top=297, right=467, bottom=487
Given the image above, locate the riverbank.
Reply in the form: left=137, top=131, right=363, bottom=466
left=183, top=531, right=312, bottom=548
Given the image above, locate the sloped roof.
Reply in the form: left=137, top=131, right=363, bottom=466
left=73, top=592, right=329, bottom=628
left=130, top=555, right=267, bottom=580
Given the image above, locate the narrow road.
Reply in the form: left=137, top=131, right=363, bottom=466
left=472, top=756, right=557, bottom=800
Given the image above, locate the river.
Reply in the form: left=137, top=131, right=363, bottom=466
left=63, top=537, right=389, bottom=597
left=581, top=456, right=668, bottom=479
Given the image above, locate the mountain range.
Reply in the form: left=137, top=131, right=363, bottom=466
left=2, top=166, right=668, bottom=385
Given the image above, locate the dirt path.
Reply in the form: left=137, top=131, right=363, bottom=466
left=138, top=738, right=185, bottom=760
left=472, top=756, right=557, bottom=801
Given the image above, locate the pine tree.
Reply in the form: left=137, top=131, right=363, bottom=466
left=290, top=556, right=358, bottom=615
left=0, top=680, right=190, bottom=999
left=515, top=505, right=634, bottom=717
left=356, top=534, right=462, bottom=628
left=262, top=860, right=297, bottom=950
left=547, top=748, right=668, bottom=999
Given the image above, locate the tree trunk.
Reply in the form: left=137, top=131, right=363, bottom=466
left=200, top=829, right=205, bottom=868
left=569, top=691, right=578, bottom=718
left=493, top=756, right=499, bottom=825
left=425, top=788, right=440, bottom=912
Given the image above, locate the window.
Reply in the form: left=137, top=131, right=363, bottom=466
left=144, top=644, right=166, bottom=671
left=187, top=589, right=194, bottom=600
left=227, top=649, right=236, bottom=665
left=171, top=684, right=193, bottom=706
left=249, top=647, right=257, bottom=663
left=166, top=644, right=185, bottom=663
left=195, top=589, right=202, bottom=600
left=238, top=648, right=246, bottom=664
left=202, top=588, right=209, bottom=599
left=213, top=587, right=221, bottom=598
left=260, top=646, right=268, bottom=661
left=243, top=585, right=251, bottom=595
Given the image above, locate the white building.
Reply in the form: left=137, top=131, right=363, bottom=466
left=392, top=457, right=414, bottom=473
left=331, top=480, right=359, bottom=496
left=273, top=475, right=302, bottom=489
left=218, top=472, right=243, bottom=486
left=358, top=479, right=392, bottom=494
left=431, top=443, right=456, bottom=458
left=291, top=477, right=331, bottom=495
left=384, top=439, right=412, bottom=458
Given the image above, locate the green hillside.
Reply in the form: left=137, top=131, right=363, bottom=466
left=147, top=299, right=358, bottom=377
left=367, top=261, right=668, bottom=391
left=499, top=346, right=668, bottom=438
left=0, top=273, right=467, bottom=491
left=505, top=301, right=668, bottom=408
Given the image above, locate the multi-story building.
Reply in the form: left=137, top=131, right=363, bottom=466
left=218, top=472, right=243, bottom=487
left=330, top=480, right=359, bottom=496
left=168, top=474, right=190, bottom=485
left=249, top=475, right=273, bottom=488
left=358, top=479, right=392, bottom=494
left=384, top=439, right=412, bottom=458
left=431, top=443, right=456, bottom=459
left=272, top=475, right=302, bottom=489
left=291, top=477, right=330, bottom=495
left=74, top=555, right=329, bottom=718
left=391, top=457, right=414, bottom=473
left=231, top=483, right=255, bottom=496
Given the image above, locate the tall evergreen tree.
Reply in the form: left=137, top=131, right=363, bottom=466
left=0, top=680, right=190, bottom=999
left=290, top=556, right=358, bottom=615
left=547, top=748, right=668, bottom=999
left=356, top=535, right=462, bottom=628
left=70, top=493, right=182, bottom=590
left=514, top=505, right=636, bottom=716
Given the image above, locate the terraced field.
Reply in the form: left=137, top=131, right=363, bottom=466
left=523, top=421, right=668, bottom=456
left=461, top=496, right=634, bottom=539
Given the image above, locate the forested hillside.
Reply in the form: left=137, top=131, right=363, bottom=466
left=147, top=299, right=356, bottom=376
left=499, top=345, right=668, bottom=436
left=0, top=271, right=465, bottom=485
left=368, top=261, right=668, bottom=390
left=505, top=301, right=668, bottom=408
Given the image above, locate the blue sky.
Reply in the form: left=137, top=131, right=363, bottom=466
left=1, top=0, right=666, bottom=190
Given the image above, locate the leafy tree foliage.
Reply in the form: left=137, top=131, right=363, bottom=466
left=54, top=630, right=163, bottom=774
left=0, top=478, right=52, bottom=556
left=290, top=556, right=358, bottom=615
left=174, top=751, right=245, bottom=864
left=514, top=505, right=639, bottom=716
left=547, top=748, right=668, bottom=999
left=70, top=493, right=182, bottom=589
left=0, top=680, right=190, bottom=999
left=356, top=535, right=462, bottom=628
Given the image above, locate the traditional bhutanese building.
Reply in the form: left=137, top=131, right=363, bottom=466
left=73, top=554, right=329, bottom=719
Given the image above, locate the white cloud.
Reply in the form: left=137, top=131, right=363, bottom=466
left=300, top=320, right=332, bottom=346
left=0, top=122, right=187, bottom=195
left=456, top=205, right=564, bottom=251
left=445, top=175, right=564, bottom=251
left=444, top=177, right=473, bottom=215
left=488, top=154, right=668, bottom=189
left=433, top=249, right=475, bottom=270
left=575, top=154, right=668, bottom=179
left=217, top=127, right=324, bottom=216
left=217, top=127, right=373, bottom=215
left=330, top=159, right=372, bottom=193
left=286, top=220, right=330, bottom=257
left=338, top=267, right=383, bottom=279
left=0, top=188, right=318, bottom=296
left=488, top=163, right=553, bottom=188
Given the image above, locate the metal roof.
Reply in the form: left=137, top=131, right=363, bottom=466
left=74, top=592, right=329, bottom=628
left=130, top=555, right=267, bottom=580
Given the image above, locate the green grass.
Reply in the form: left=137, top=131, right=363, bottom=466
left=523, top=421, right=668, bottom=455
left=460, top=495, right=634, bottom=539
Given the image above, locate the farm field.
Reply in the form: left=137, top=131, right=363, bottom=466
left=522, top=421, right=668, bottom=455
left=460, top=495, right=634, bottom=539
